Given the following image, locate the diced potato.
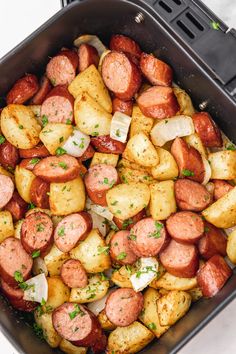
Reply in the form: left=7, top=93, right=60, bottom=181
left=28, top=104, right=41, bottom=119
left=151, top=147, right=179, bottom=180
left=118, top=158, right=154, bottom=185
left=106, top=182, right=150, bottom=220
left=149, top=181, right=176, bottom=220
left=44, top=244, right=70, bottom=276
left=184, top=133, right=207, bottom=158
left=70, top=274, right=109, bottom=303
left=39, top=123, right=73, bottom=155
left=226, top=229, right=236, bottom=264
left=68, top=65, right=112, bottom=113
left=139, top=287, right=169, bottom=337
left=59, top=339, right=87, bottom=354
left=153, top=272, right=197, bottom=291
left=105, top=230, right=115, bottom=245
left=49, top=177, right=85, bottom=216
left=124, top=132, right=159, bottom=168
left=107, top=321, right=154, bottom=353
left=1, top=104, right=41, bottom=148
left=69, top=228, right=111, bottom=273
left=14, top=219, right=23, bottom=239
left=202, top=186, right=236, bottom=228
left=111, top=265, right=133, bottom=288
left=15, top=165, right=35, bottom=203
left=26, top=207, right=52, bottom=218
left=188, top=287, right=203, bottom=302
left=130, top=105, right=154, bottom=137
left=0, top=211, right=14, bottom=243
left=34, top=312, right=61, bottom=348
left=90, top=152, right=119, bottom=167
left=46, top=276, right=70, bottom=309
left=157, top=290, right=191, bottom=326
left=98, top=309, right=117, bottom=330
left=173, top=87, right=195, bottom=116
left=208, top=151, right=236, bottom=180
left=158, top=288, right=170, bottom=297
left=74, top=92, right=112, bottom=136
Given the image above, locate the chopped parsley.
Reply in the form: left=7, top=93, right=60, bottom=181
left=100, top=272, right=108, bottom=281
left=57, top=226, right=65, bottom=237
left=103, top=177, right=109, bottom=184
left=30, top=158, right=40, bottom=165
left=111, top=200, right=118, bottom=206
left=110, top=223, right=119, bottom=231
left=125, top=265, right=132, bottom=275
left=87, top=293, right=96, bottom=300
left=121, top=175, right=128, bottom=184
left=148, top=221, right=163, bottom=239
left=73, top=141, right=78, bottom=146
left=58, top=161, right=68, bottom=169
left=0, top=135, right=5, bottom=144
left=59, top=136, right=64, bottom=143
left=79, top=138, right=85, bottom=149
left=115, top=210, right=121, bottom=214
left=226, top=143, right=236, bottom=151
left=41, top=115, right=48, bottom=127
left=148, top=323, right=157, bottom=330
left=115, top=129, right=121, bottom=137
left=28, top=202, right=36, bottom=210
left=69, top=304, right=85, bottom=320
left=66, top=119, right=72, bottom=125
left=18, top=124, right=24, bottom=129
left=204, top=227, right=209, bottom=233
left=55, top=147, right=67, bottom=155
left=211, top=21, right=220, bottom=30
left=182, top=169, right=194, bottom=177
left=122, top=218, right=133, bottom=230
left=97, top=245, right=110, bottom=255
left=32, top=250, right=41, bottom=259
left=91, top=131, right=99, bottom=137
left=51, top=78, right=56, bottom=86
left=94, top=124, right=99, bottom=128
left=136, top=266, right=158, bottom=279
left=117, top=252, right=127, bottom=260
left=33, top=323, right=44, bottom=340
left=36, top=223, right=45, bottom=232
left=128, top=233, right=137, bottom=241
left=14, top=270, right=24, bottom=283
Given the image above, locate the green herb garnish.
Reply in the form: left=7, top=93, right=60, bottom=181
left=32, top=250, right=41, bottom=259
left=56, top=147, right=67, bottom=156
left=182, top=169, right=194, bottom=177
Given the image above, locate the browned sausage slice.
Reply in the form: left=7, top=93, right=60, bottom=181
left=46, top=50, right=79, bottom=86
left=20, top=158, right=40, bottom=171
left=110, top=230, right=138, bottom=265
left=128, top=217, right=168, bottom=257
left=30, top=177, right=50, bottom=209
left=105, top=288, right=143, bottom=327
left=140, top=53, right=173, bottom=86
left=212, top=179, right=234, bottom=200
left=61, top=259, right=88, bottom=288
left=21, top=211, right=53, bottom=256
left=91, top=135, right=126, bottom=154
left=33, top=154, right=80, bottom=183
left=78, top=144, right=95, bottom=162
left=78, top=44, right=99, bottom=72
left=0, top=174, right=14, bottom=208
left=102, top=51, right=142, bottom=101
left=174, top=179, right=212, bottom=212
left=52, top=303, right=103, bottom=346
left=6, top=74, right=39, bottom=105
left=0, top=141, right=19, bottom=169
left=112, top=98, right=133, bottom=116
left=0, top=237, right=33, bottom=286
left=19, top=143, right=50, bottom=159
left=113, top=209, right=146, bottom=230
left=40, top=85, right=74, bottom=124
left=171, top=137, right=205, bottom=183
left=159, top=239, right=199, bottom=278
left=137, top=86, right=179, bottom=119
left=166, top=211, right=204, bottom=244
left=110, top=34, right=142, bottom=59
left=4, top=191, right=28, bottom=221
left=197, top=255, right=232, bottom=297
left=198, top=222, right=227, bottom=259
left=192, top=112, right=222, bottom=147
left=30, top=75, right=52, bottom=105
left=91, top=334, right=107, bottom=354
left=84, top=164, right=119, bottom=206
left=54, top=212, right=92, bottom=252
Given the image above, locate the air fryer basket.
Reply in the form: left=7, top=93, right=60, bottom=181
left=1, top=1, right=236, bottom=353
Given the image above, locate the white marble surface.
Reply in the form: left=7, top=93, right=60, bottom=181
left=0, top=0, right=236, bottom=354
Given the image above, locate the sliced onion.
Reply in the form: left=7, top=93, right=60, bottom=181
left=130, top=257, right=159, bottom=292
left=62, top=129, right=90, bottom=157
left=98, top=50, right=111, bottom=73
left=74, top=34, right=107, bottom=56
left=91, top=204, right=114, bottom=221
left=87, top=289, right=113, bottom=315
left=205, top=182, right=215, bottom=196
left=110, top=112, right=132, bottom=143
left=150, top=115, right=195, bottom=147
left=23, top=273, right=48, bottom=303
left=88, top=210, right=107, bottom=237
left=202, top=156, right=212, bottom=185
left=32, top=257, right=48, bottom=276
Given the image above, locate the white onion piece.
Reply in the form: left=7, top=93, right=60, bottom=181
left=110, top=112, right=132, bottom=143
left=87, top=290, right=113, bottom=315
left=98, top=50, right=111, bottom=73
left=202, top=156, right=212, bottom=185
left=91, top=204, right=114, bottom=221
left=23, top=274, right=48, bottom=303
left=74, top=34, right=107, bottom=56
left=150, top=115, right=194, bottom=147
left=32, top=257, right=48, bottom=276
left=130, top=257, right=159, bottom=292
left=205, top=182, right=215, bottom=196
left=62, top=129, right=90, bottom=157
left=88, top=211, right=107, bottom=237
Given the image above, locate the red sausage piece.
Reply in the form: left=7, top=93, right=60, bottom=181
left=192, top=112, right=222, bottom=148
left=4, top=191, right=28, bottom=222
left=110, top=231, right=138, bottom=265
left=197, top=255, right=232, bottom=297
left=19, top=158, right=40, bottom=171
left=30, top=177, right=50, bottom=209
left=78, top=44, right=99, bottom=72
left=110, top=34, right=142, bottom=59
left=54, top=212, right=92, bottom=253
left=105, top=288, right=143, bottom=327
left=30, top=75, right=52, bottom=105
left=61, top=259, right=88, bottom=288
left=140, top=53, right=173, bottom=86
left=198, top=222, right=227, bottom=260
left=0, top=237, right=33, bottom=286
left=112, top=97, right=133, bottom=116
left=212, top=179, right=234, bottom=200
left=91, top=135, right=126, bottom=154
left=78, top=144, right=95, bottom=162
left=0, top=141, right=19, bottom=169
left=0, top=174, right=14, bottom=208
left=6, top=74, right=39, bottom=105
left=19, top=144, right=50, bottom=159
left=160, top=239, right=199, bottom=278
left=113, top=209, right=146, bottom=230
left=137, top=86, right=179, bottom=119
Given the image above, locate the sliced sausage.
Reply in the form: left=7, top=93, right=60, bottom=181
left=174, top=179, right=212, bottom=212
left=192, top=112, right=222, bottom=147
left=128, top=217, right=168, bottom=257
left=91, top=334, right=107, bottom=354
left=166, top=211, right=204, bottom=244
left=0, top=237, right=33, bottom=286
left=197, top=255, right=232, bottom=297
left=52, top=303, right=103, bottom=346
left=171, top=137, right=205, bottom=183
left=46, top=50, right=79, bottom=86
left=84, top=164, right=119, bottom=206
left=4, top=191, right=28, bottom=221
left=0, top=174, right=14, bottom=208
left=110, top=231, right=138, bottom=265
left=91, top=135, right=126, bottom=154
left=140, top=53, right=173, bottom=86
left=113, top=209, right=146, bottom=230
left=30, top=75, right=52, bottom=105
left=102, top=51, right=142, bottom=101
left=20, top=158, right=40, bottom=171
left=0, top=141, right=19, bottom=169
left=198, top=222, right=227, bottom=259
left=112, top=98, right=133, bottom=116
left=137, top=86, right=179, bottom=119
left=78, top=43, right=99, bottom=72
left=6, top=74, right=39, bottom=105
left=33, top=154, right=80, bottom=183
left=21, top=211, right=53, bottom=256
left=105, top=288, right=143, bottom=327
left=60, top=259, right=88, bottom=288
left=30, top=177, right=50, bottom=209
left=19, top=143, right=50, bottom=159
left=78, top=144, right=95, bottom=162
left=160, top=239, right=199, bottom=278
left=212, top=179, right=234, bottom=200
left=54, top=212, right=92, bottom=252
left=109, top=34, right=142, bottom=59
left=40, top=85, right=74, bottom=124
